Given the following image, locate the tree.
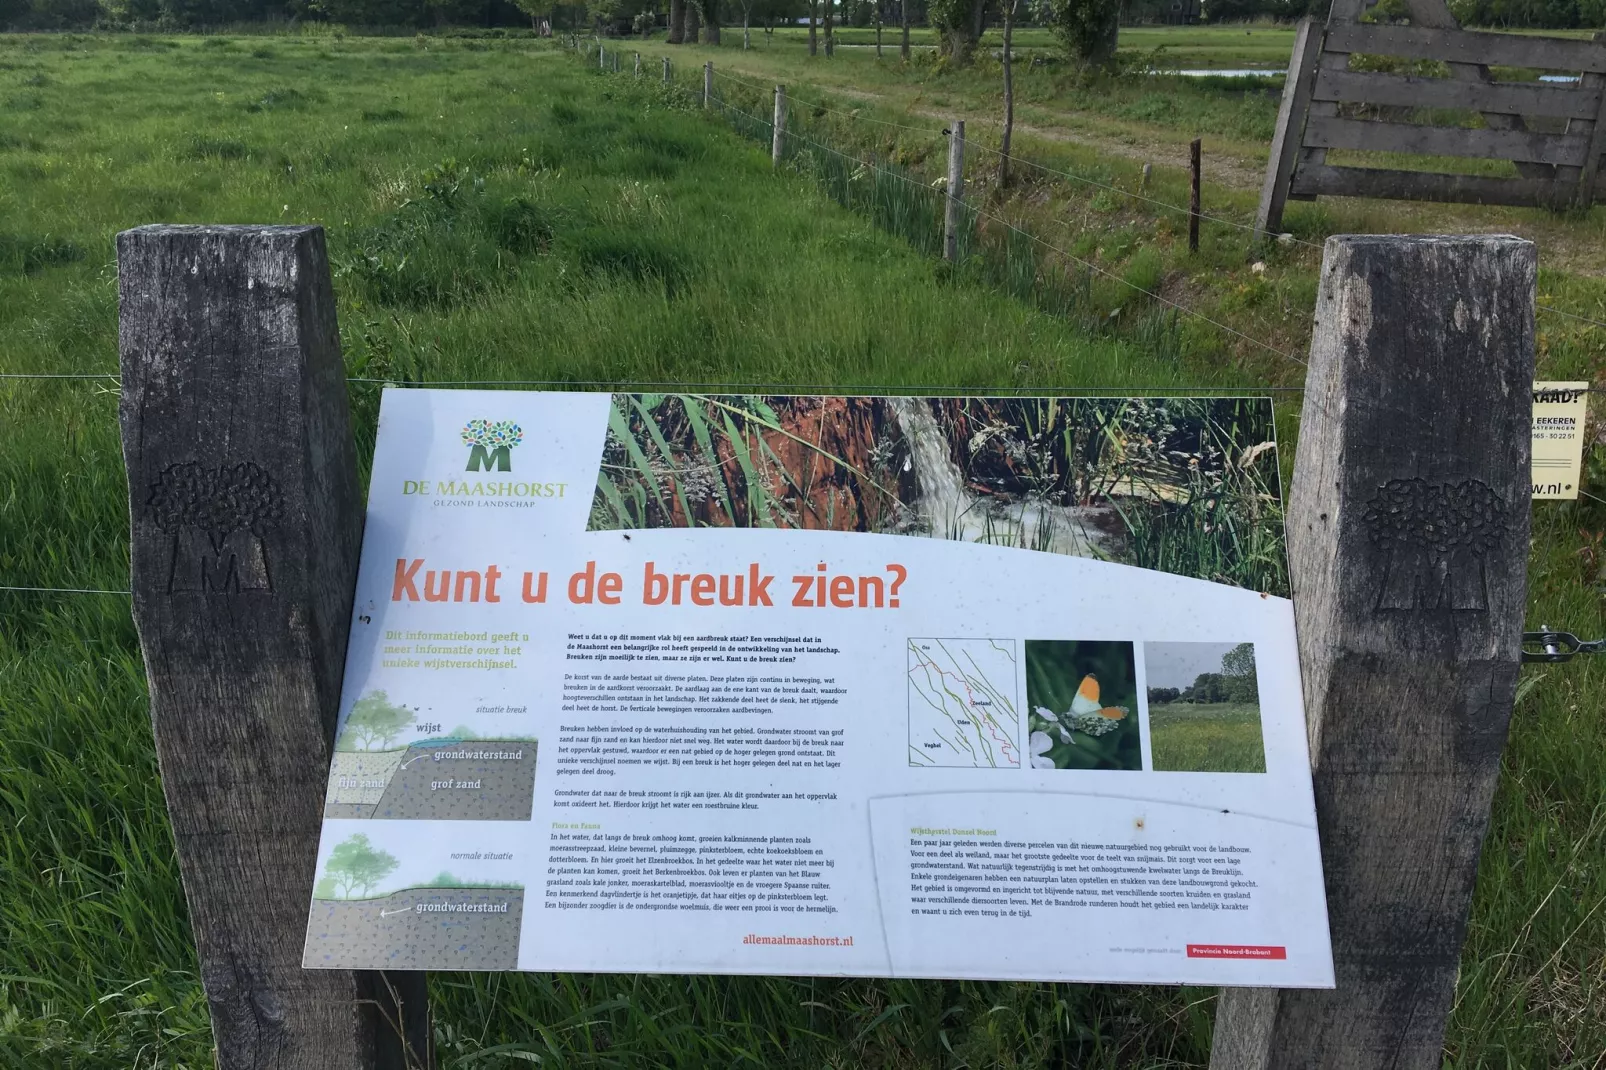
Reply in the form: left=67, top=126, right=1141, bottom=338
left=513, top=0, right=555, bottom=28
left=669, top=0, right=685, bottom=41
left=928, top=0, right=989, bottom=65
left=1147, top=686, right=1181, bottom=705
left=1220, top=642, right=1258, bottom=704
left=323, top=834, right=400, bottom=899
left=1035, top=0, right=1119, bottom=68
left=340, top=690, right=416, bottom=750
left=693, top=0, right=719, bottom=42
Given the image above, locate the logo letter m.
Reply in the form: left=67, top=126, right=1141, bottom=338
left=467, top=445, right=512, bottom=472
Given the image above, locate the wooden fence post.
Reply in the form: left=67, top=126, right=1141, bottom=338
left=772, top=84, right=786, bottom=166
left=662, top=55, right=670, bottom=84
left=704, top=60, right=713, bottom=108
left=943, top=119, right=965, bottom=263
left=634, top=51, right=641, bottom=76
left=1189, top=137, right=1202, bottom=253
left=1210, top=234, right=1535, bottom=1070
left=1255, top=17, right=1323, bottom=242
left=116, top=225, right=433, bottom=1070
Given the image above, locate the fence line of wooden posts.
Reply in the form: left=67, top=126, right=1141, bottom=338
left=116, top=33, right=1542, bottom=1070
left=585, top=40, right=1214, bottom=262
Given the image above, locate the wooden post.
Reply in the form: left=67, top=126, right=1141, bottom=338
left=662, top=55, right=670, bottom=83
left=599, top=42, right=606, bottom=69
left=944, top=119, right=965, bottom=263
left=704, top=60, right=713, bottom=108
left=1189, top=137, right=1201, bottom=253
left=1575, top=67, right=1606, bottom=207
left=901, top=0, right=910, bottom=60
left=116, top=224, right=433, bottom=1070
left=1000, top=0, right=1016, bottom=187
left=1255, top=17, right=1323, bottom=241
left=1210, top=234, right=1535, bottom=1070
left=772, top=84, right=786, bottom=165
left=634, top=51, right=641, bottom=76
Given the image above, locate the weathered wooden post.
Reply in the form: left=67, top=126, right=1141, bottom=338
left=1254, top=16, right=1322, bottom=243
left=772, top=84, right=786, bottom=166
left=943, top=119, right=965, bottom=263
left=117, top=225, right=432, bottom=1070
left=704, top=60, right=713, bottom=108
left=634, top=51, right=641, bottom=76
left=662, top=55, right=670, bottom=84
left=1189, top=138, right=1202, bottom=253
left=1210, top=234, right=1534, bottom=1069
left=599, top=42, right=606, bottom=69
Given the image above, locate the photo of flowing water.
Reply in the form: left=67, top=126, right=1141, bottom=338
left=588, top=393, right=1286, bottom=593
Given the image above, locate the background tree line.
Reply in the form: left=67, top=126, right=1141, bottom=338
left=1146, top=642, right=1260, bottom=706
left=7, top=0, right=1598, bottom=36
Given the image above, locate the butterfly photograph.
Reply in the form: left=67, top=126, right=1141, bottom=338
left=1024, top=640, right=1142, bottom=771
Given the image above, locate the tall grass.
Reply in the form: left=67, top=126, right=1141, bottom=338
left=0, top=31, right=1601, bottom=1069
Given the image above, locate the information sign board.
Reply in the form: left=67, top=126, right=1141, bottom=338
left=303, top=390, right=1334, bottom=987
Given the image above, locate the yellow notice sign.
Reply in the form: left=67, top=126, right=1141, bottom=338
left=1532, top=382, right=1589, bottom=500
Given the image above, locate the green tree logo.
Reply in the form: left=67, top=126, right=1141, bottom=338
left=338, top=690, right=417, bottom=751
left=315, top=834, right=400, bottom=899
left=463, top=419, right=524, bottom=472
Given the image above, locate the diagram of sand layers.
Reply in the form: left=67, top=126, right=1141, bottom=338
left=305, top=828, right=525, bottom=970
left=324, top=690, right=538, bottom=821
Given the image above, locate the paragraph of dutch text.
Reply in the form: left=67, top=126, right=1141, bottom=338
left=908, top=837, right=1257, bottom=919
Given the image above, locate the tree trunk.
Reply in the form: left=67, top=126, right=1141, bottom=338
left=1001, top=0, right=1015, bottom=186
left=875, top=11, right=882, bottom=58
left=703, top=0, right=719, bottom=44
left=823, top=0, right=833, bottom=56
left=687, top=3, right=700, bottom=43
left=900, top=0, right=910, bottom=60
left=743, top=8, right=750, bottom=47
left=808, top=0, right=817, bottom=54
left=669, top=0, right=685, bottom=43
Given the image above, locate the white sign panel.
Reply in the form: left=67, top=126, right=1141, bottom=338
left=303, top=389, right=1334, bottom=988
left=1532, top=381, right=1589, bottom=500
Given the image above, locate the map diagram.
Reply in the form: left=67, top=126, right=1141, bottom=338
left=907, top=638, right=1020, bottom=768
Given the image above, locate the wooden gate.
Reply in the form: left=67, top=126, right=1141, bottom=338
left=1256, top=0, right=1606, bottom=239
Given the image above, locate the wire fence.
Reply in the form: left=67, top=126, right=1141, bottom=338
left=583, top=38, right=1606, bottom=346
left=3, top=40, right=1603, bottom=603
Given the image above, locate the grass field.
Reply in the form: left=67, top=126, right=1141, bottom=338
left=1146, top=702, right=1266, bottom=774
left=1, top=27, right=1603, bottom=1069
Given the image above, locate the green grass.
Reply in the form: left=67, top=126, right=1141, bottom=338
left=1147, top=702, right=1267, bottom=774
left=0, top=28, right=1603, bottom=1069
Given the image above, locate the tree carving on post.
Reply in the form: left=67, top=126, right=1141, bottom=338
left=147, top=461, right=284, bottom=594
left=1361, top=477, right=1507, bottom=611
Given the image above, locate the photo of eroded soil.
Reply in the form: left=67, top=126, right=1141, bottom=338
left=304, top=887, right=525, bottom=970
left=324, top=741, right=537, bottom=820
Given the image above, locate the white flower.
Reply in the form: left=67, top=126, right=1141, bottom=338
left=1029, top=731, right=1056, bottom=770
